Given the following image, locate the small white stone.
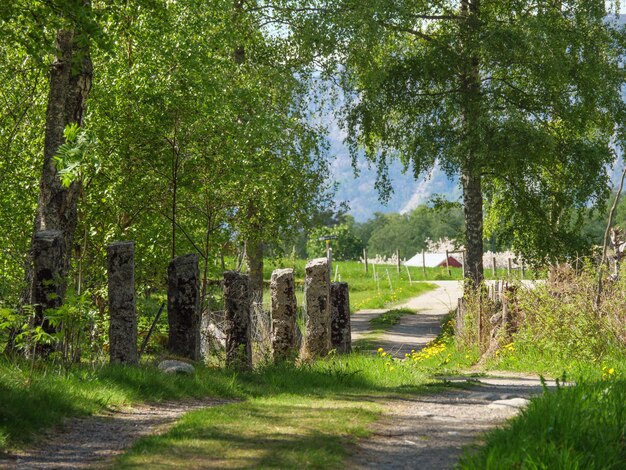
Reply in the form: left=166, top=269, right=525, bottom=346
left=158, top=360, right=195, bottom=375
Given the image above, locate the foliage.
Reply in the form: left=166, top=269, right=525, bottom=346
left=283, top=1, right=626, bottom=273
left=364, top=205, right=464, bottom=257
left=307, top=222, right=364, bottom=260
left=0, top=0, right=334, bottom=356
left=53, top=123, right=99, bottom=189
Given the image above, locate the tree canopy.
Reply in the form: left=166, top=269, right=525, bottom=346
left=0, top=0, right=332, bottom=309
left=282, top=0, right=626, bottom=283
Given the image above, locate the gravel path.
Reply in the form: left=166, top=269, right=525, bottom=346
left=350, top=281, right=552, bottom=469
left=2, top=398, right=232, bottom=469
left=348, top=375, right=554, bottom=469
left=352, top=281, right=463, bottom=357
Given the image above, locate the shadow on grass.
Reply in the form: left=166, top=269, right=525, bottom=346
left=0, top=352, right=431, bottom=450
left=0, top=360, right=239, bottom=449
left=116, top=400, right=378, bottom=469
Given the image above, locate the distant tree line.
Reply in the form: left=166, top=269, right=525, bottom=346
left=306, top=196, right=626, bottom=262
left=306, top=203, right=465, bottom=260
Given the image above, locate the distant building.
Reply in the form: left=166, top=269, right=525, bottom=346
left=405, top=252, right=463, bottom=268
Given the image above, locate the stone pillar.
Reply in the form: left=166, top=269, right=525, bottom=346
left=330, top=282, right=351, bottom=354
left=32, top=230, right=65, bottom=353
left=167, top=253, right=201, bottom=360
left=302, top=258, right=330, bottom=359
left=223, top=271, right=252, bottom=369
left=270, top=268, right=297, bottom=361
left=107, top=241, right=138, bottom=365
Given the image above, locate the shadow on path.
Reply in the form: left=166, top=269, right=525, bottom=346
left=6, top=398, right=233, bottom=469
left=348, top=376, right=556, bottom=470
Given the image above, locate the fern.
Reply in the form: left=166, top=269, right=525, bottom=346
left=53, top=123, right=98, bottom=187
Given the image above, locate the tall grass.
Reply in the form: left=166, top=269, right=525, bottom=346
left=455, top=265, right=626, bottom=468
left=459, top=377, right=626, bottom=469
left=456, top=265, right=626, bottom=376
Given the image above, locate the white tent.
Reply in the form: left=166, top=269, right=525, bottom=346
left=405, top=252, right=463, bottom=268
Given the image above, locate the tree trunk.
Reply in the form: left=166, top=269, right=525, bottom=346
left=4, top=23, right=92, bottom=356
left=460, top=0, right=484, bottom=289
left=246, top=238, right=264, bottom=304
left=35, top=28, right=92, bottom=268
left=462, top=168, right=484, bottom=287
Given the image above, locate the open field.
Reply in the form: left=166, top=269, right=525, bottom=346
left=261, top=259, right=541, bottom=311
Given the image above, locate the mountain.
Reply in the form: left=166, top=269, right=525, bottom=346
left=326, top=119, right=460, bottom=222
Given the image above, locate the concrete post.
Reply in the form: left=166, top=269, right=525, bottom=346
left=302, top=258, right=330, bottom=358
left=270, top=268, right=297, bottom=361
left=167, top=253, right=201, bottom=360
left=107, top=241, right=138, bottom=365
left=223, top=271, right=252, bottom=369
left=32, top=230, right=65, bottom=354
left=330, top=282, right=351, bottom=354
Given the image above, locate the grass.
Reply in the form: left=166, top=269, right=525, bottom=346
left=0, top=359, right=242, bottom=450
left=116, top=396, right=378, bottom=469
left=263, top=259, right=440, bottom=311
left=369, top=308, right=414, bottom=329
left=455, top=270, right=626, bottom=469
left=115, top=356, right=435, bottom=469
left=459, top=376, right=626, bottom=469
left=114, top=355, right=441, bottom=468
left=0, top=352, right=438, bottom=466
left=484, top=340, right=626, bottom=380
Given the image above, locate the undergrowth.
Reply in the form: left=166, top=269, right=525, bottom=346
left=456, top=264, right=626, bottom=469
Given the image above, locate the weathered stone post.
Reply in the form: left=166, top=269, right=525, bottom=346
left=330, top=282, right=351, bottom=354
left=302, top=258, right=330, bottom=359
left=107, top=241, right=138, bottom=365
left=32, top=230, right=65, bottom=354
left=167, top=253, right=201, bottom=360
left=223, top=271, right=252, bottom=369
left=270, top=268, right=297, bottom=361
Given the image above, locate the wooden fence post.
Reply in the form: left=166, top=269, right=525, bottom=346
left=364, top=248, right=368, bottom=273
left=396, top=249, right=401, bottom=276
left=462, top=250, right=466, bottom=278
